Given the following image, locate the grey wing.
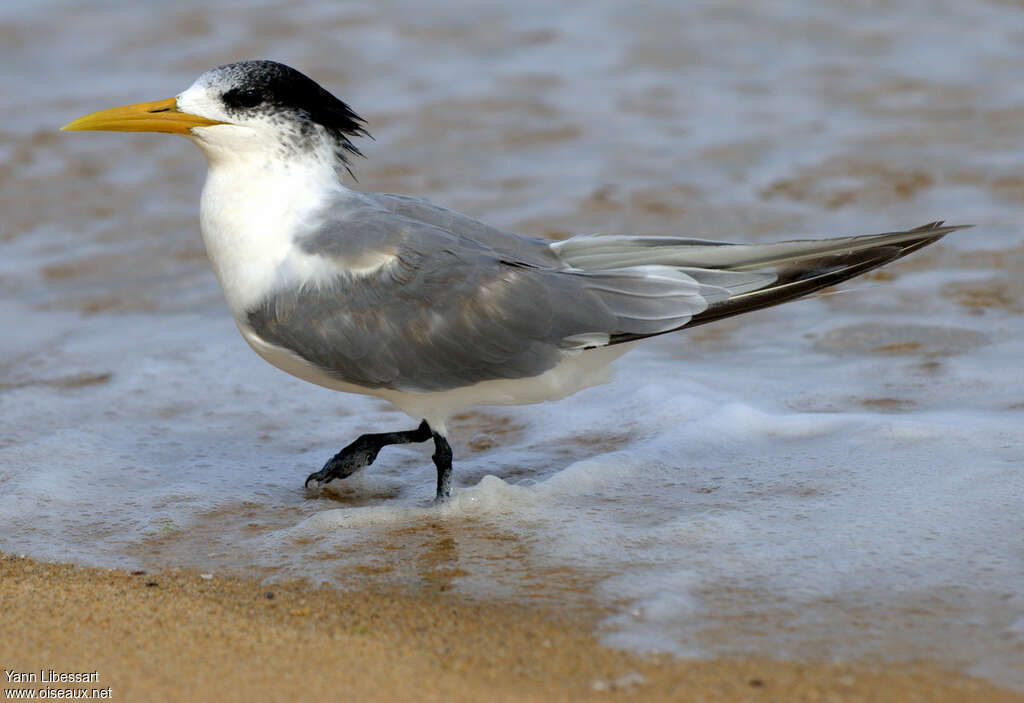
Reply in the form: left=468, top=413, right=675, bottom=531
left=368, top=192, right=562, bottom=266
left=247, top=207, right=725, bottom=392
left=271, top=194, right=958, bottom=392
left=366, top=195, right=961, bottom=336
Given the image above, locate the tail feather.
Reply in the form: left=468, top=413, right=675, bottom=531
left=552, top=221, right=971, bottom=346
left=661, top=236, right=938, bottom=335
left=553, top=221, right=966, bottom=272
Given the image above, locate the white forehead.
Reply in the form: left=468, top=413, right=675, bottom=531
left=176, top=67, right=236, bottom=121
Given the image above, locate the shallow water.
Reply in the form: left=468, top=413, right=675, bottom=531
left=2, top=0, right=1023, bottom=689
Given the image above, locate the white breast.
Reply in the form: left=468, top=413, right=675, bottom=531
left=191, top=133, right=364, bottom=314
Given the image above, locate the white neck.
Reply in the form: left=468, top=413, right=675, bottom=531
left=189, top=127, right=357, bottom=314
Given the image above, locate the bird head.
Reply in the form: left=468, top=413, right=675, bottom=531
left=62, top=60, right=369, bottom=177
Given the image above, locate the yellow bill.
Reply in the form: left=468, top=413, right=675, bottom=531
left=61, top=97, right=222, bottom=134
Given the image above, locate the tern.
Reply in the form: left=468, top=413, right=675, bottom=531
left=63, top=60, right=966, bottom=502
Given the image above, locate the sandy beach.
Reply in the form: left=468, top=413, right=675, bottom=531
left=1, top=553, right=1018, bottom=702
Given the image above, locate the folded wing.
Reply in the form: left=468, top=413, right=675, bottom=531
left=248, top=205, right=731, bottom=391
left=249, top=198, right=965, bottom=392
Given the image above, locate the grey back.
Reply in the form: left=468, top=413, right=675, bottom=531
left=247, top=196, right=718, bottom=392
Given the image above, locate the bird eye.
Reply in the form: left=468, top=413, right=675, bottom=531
left=224, top=88, right=264, bottom=109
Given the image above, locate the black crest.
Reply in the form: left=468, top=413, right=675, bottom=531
left=215, top=60, right=370, bottom=166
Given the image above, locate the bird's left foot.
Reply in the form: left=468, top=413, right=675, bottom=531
left=432, top=433, right=453, bottom=504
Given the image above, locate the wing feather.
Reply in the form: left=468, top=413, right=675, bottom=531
left=254, top=193, right=965, bottom=390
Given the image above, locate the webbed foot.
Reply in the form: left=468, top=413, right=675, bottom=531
left=305, top=421, right=433, bottom=489
left=305, top=435, right=384, bottom=488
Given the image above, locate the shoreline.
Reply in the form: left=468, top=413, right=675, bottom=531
left=1, top=553, right=1019, bottom=701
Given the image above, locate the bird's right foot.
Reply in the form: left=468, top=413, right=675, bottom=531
left=305, top=421, right=435, bottom=490
left=305, top=436, right=383, bottom=488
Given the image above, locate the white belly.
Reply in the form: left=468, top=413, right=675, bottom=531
left=238, top=321, right=634, bottom=431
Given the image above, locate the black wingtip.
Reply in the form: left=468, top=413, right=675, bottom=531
left=910, top=221, right=973, bottom=233
left=607, top=221, right=967, bottom=345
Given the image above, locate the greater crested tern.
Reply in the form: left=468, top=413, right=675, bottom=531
left=63, top=60, right=967, bottom=502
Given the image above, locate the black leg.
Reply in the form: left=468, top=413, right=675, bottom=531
left=305, top=420, right=432, bottom=488
left=432, top=431, right=453, bottom=503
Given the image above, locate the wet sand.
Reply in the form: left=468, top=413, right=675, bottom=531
left=1, top=553, right=1018, bottom=702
